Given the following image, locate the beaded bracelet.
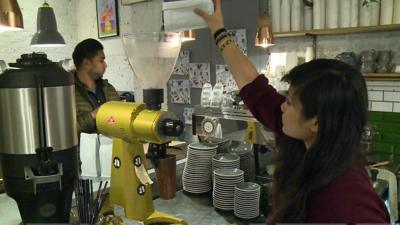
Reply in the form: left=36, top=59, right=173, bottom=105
left=213, top=28, right=227, bottom=40
left=218, top=38, right=235, bottom=52
left=215, top=31, right=228, bottom=42
left=215, top=32, right=229, bottom=46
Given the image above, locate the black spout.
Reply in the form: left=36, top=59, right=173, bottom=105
left=161, top=118, right=184, bottom=137
left=143, top=89, right=163, bottom=110
left=34, top=146, right=58, bottom=176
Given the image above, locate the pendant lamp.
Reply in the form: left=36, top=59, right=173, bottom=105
left=31, top=1, right=65, bottom=47
left=255, top=13, right=274, bottom=48
left=0, top=0, right=23, bottom=31
left=182, top=29, right=195, bottom=42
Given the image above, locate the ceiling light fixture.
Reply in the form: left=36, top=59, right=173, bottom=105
left=255, top=13, right=274, bottom=48
left=0, top=0, right=23, bottom=32
left=182, top=29, right=195, bottom=42
left=30, top=1, right=65, bottom=47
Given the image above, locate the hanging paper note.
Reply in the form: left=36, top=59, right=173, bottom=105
left=189, top=63, right=211, bottom=88
left=173, top=50, right=190, bottom=75
left=169, top=79, right=191, bottom=104
left=228, top=29, right=247, bottom=55
left=216, top=64, right=238, bottom=92
left=183, top=107, right=194, bottom=125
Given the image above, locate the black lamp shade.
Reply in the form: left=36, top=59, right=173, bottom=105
left=31, top=3, right=65, bottom=47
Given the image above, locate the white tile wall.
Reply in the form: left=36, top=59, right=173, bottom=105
left=394, top=103, right=400, bottom=113
left=368, top=91, right=384, bottom=101
left=384, top=92, right=400, bottom=102
left=368, top=81, right=400, bottom=112
left=371, top=102, right=393, bottom=112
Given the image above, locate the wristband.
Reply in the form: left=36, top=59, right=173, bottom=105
left=213, top=28, right=227, bottom=40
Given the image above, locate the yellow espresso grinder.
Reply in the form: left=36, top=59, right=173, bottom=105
left=96, top=32, right=187, bottom=224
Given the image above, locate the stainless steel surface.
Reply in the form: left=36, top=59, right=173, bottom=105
left=153, top=190, right=266, bottom=225
left=195, top=106, right=259, bottom=122
left=366, top=152, right=400, bottom=206
left=0, top=85, right=77, bottom=154
left=193, top=106, right=275, bottom=146
left=374, top=179, right=389, bottom=198
left=43, top=85, right=78, bottom=150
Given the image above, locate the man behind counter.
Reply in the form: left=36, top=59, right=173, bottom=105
left=72, top=38, right=120, bottom=136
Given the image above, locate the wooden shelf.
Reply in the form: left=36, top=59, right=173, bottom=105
left=274, top=24, right=400, bottom=37
left=364, top=73, right=400, bottom=81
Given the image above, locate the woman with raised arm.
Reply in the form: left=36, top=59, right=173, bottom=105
left=195, top=1, right=390, bottom=224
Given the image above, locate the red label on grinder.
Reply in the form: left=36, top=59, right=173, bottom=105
left=107, top=116, right=116, bottom=125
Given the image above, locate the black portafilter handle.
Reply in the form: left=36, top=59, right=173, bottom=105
left=34, top=146, right=58, bottom=176
left=161, top=118, right=184, bottom=137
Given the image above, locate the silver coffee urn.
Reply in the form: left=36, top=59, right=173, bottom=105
left=0, top=53, right=78, bottom=224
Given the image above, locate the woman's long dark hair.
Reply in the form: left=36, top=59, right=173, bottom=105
left=267, top=59, right=368, bottom=224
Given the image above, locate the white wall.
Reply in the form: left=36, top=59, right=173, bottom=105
left=75, top=0, right=166, bottom=99
left=0, top=0, right=137, bottom=93
left=75, top=0, right=136, bottom=93
left=0, top=0, right=77, bottom=63
left=0, top=0, right=173, bottom=102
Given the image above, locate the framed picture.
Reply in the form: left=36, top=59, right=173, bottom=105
left=96, top=0, right=119, bottom=38
left=121, top=0, right=148, bottom=5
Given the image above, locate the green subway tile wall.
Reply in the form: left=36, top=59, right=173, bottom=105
left=368, top=111, right=400, bottom=154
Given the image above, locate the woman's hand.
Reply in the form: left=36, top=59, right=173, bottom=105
left=194, top=0, right=224, bottom=34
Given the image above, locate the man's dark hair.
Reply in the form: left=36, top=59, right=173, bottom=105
left=72, top=38, right=104, bottom=70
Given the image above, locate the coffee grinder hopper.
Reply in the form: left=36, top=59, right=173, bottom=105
left=123, top=32, right=181, bottom=88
